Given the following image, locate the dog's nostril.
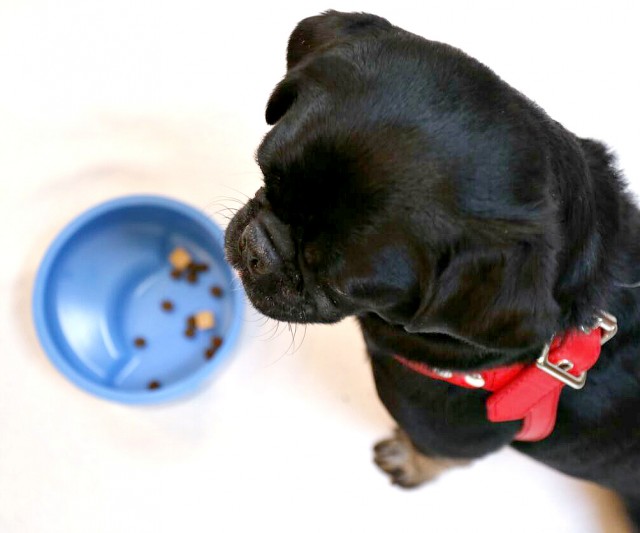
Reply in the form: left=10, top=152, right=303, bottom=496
left=249, top=257, right=265, bottom=275
left=240, top=218, right=283, bottom=277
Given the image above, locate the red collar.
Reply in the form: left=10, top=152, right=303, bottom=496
left=394, top=311, right=618, bottom=441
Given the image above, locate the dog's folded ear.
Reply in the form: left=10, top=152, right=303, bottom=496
left=405, top=243, right=560, bottom=352
left=265, top=77, right=299, bottom=125
left=286, top=10, right=394, bottom=69
left=266, top=12, right=394, bottom=125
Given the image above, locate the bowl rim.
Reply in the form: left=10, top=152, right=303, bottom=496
left=32, top=194, right=244, bottom=404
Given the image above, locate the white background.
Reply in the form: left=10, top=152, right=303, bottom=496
left=1, top=1, right=638, bottom=532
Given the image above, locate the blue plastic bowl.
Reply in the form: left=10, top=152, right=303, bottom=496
left=33, top=195, right=244, bottom=404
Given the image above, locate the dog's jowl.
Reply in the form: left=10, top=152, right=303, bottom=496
left=225, top=11, right=640, bottom=527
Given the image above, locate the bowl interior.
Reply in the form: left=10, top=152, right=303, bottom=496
left=36, top=198, right=242, bottom=402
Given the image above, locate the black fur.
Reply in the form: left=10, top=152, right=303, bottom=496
left=225, top=11, right=640, bottom=527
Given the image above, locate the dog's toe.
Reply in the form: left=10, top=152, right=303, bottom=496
left=373, top=436, right=409, bottom=466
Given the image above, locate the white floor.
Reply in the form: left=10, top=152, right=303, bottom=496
left=1, top=1, right=638, bottom=532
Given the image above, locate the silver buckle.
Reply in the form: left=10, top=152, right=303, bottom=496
left=536, top=343, right=587, bottom=389
left=536, top=310, right=617, bottom=390
left=592, top=311, right=618, bottom=345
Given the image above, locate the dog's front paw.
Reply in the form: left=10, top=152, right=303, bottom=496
left=374, top=430, right=422, bottom=488
left=373, top=428, right=470, bottom=488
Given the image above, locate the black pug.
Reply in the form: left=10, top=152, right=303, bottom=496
left=225, top=10, right=640, bottom=528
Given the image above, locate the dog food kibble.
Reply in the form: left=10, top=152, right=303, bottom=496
left=134, top=337, right=146, bottom=348
left=161, top=300, right=174, bottom=311
left=204, top=336, right=223, bottom=361
left=169, top=250, right=213, bottom=282
left=184, top=315, right=196, bottom=338
left=210, top=286, right=223, bottom=298
left=147, top=380, right=161, bottom=390
left=185, top=261, right=209, bottom=283
left=194, top=310, right=215, bottom=330
left=169, top=247, right=192, bottom=271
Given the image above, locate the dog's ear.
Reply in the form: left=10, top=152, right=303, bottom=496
left=267, top=12, right=394, bottom=125
left=286, top=11, right=393, bottom=69
left=406, top=243, right=560, bottom=352
left=265, top=77, right=298, bottom=125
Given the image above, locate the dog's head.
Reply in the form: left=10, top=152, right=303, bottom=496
left=226, top=11, right=584, bottom=364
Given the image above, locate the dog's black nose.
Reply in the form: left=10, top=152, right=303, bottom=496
left=239, top=211, right=293, bottom=277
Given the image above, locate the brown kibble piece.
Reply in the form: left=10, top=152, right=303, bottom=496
left=212, top=336, right=223, bottom=348
left=194, top=310, right=215, bottom=330
left=193, top=263, right=209, bottom=273
left=170, top=268, right=181, bottom=279
left=182, top=261, right=209, bottom=284
left=161, top=300, right=174, bottom=311
left=210, top=286, right=223, bottom=298
left=169, top=247, right=192, bottom=271
left=134, top=337, right=146, bottom=348
left=204, top=347, right=215, bottom=360
left=184, top=315, right=198, bottom=338
left=148, top=380, right=161, bottom=390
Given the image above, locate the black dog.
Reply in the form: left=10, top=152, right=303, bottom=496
left=225, top=11, right=640, bottom=528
